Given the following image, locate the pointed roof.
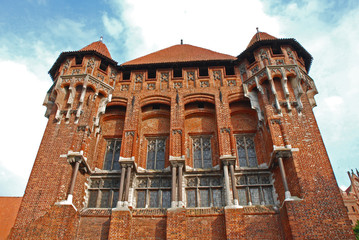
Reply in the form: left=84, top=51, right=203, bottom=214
left=247, top=32, right=277, bottom=48
left=122, top=44, right=236, bottom=66
left=79, top=40, right=112, bottom=59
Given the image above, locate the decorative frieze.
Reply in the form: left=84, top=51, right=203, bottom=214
left=147, top=83, right=156, bottom=90
left=135, top=74, right=143, bottom=83
left=160, top=72, right=169, bottom=82
left=200, top=81, right=209, bottom=88
left=227, top=80, right=236, bottom=87
left=213, top=70, right=222, bottom=80
left=121, top=84, right=129, bottom=91
left=174, top=82, right=183, bottom=89
left=187, top=71, right=195, bottom=81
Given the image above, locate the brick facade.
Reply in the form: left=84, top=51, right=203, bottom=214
left=9, top=32, right=355, bottom=239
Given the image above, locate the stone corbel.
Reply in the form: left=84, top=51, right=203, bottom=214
left=266, top=67, right=281, bottom=114
left=290, top=70, right=304, bottom=113
left=254, top=76, right=264, bottom=94
left=65, top=150, right=91, bottom=174
left=243, top=86, right=264, bottom=123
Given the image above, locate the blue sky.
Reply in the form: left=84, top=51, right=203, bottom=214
left=0, top=0, right=358, bottom=196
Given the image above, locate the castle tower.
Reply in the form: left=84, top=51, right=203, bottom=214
left=9, top=34, right=354, bottom=239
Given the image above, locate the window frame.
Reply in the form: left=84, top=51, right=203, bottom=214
left=146, top=137, right=167, bottom=170
left=103, top=138, right=122, bottom=171
left=235, top=172, right=275, bottom=206
left=235, top=134, right=258, bottom=168
left=87, top=176, right=121, bottom=208
left=185, top=175, right=223, bottom=208
left=191, top=135, right=213, bottom=169
left=135, top=176, right=172, bottom=209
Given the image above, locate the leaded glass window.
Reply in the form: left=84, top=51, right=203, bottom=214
left=135, top=177, right=171, bottom=208
left=192, top=136, right=212, bottom=169
left=185, top=176, right=223, bottom=207
left=103, top=139, right=121, bottom=170
left=235, top=173, right=275, bottom=206
left=236, top=135, right=258, bottom=167
left=87, top=177, right=120, bottom=208
left=146, top=138, right=166, bottom=170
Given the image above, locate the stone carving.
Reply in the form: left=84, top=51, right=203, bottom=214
left=62, top=59, right=70, bottom=74
left=125, top=131, right=135, bottom=137
left=72, top=69, right=81, bottom=75
left=172, top=129, right=182, bottom=134
left=239, top=65, right=246, bottom=75
left=135, top=74, right=143, bottom=83
left=187, top=71, right=195, bottom=81
left=110, top=69, right=117, bottom=80
left=213, top=70, right=222, bottom=80
left=121, top=84, right=129, bottom=91
left=87, top=58, right=95, bottom=68
left=160, top=72, right=169, bottom=82
left=260, top=49, right=269, bottom=60
left=276, top=59, right=284, bottom=65
left=220, top=128, right=230, bottom=133
left=228, top=80, right=236, bottom=86
left=147, top=83, right=156, bottom=90
left=251, top=66, right=259, bottom=74
left=200, top=81, right=209, bottom=88
left=286, top=48, right=294, bottom=59
left=174, top=82, right=183, bottom=89
left=97, top=73, right=104, bottom=81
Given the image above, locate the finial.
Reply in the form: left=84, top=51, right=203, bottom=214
left=181, top=39, right=183, bottom=45
left=356, top=168, right=359, bottom=176
left=100, top=36, right=103, bottom=42
left=256, top=27, right=260, bottom=41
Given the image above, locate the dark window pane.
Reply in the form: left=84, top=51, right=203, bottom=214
left=88, top=190, right=98, bottom=208
left=137, top=191, right=146, bottom=208
left=91, top=179, right=101, bottom=188
left=212, top=189, right=223, bottom=207
left=248, top=176, right=258, bottom=185
left=187, top=190, right=196, bottom=207
left=103, top=179, right=112, bottom=188
left=162, top=178, right=171, bottom=187
left=250, top=187, right=260, bottom=205
left=238, top=188, right=248, bottom=206
left=263, top=187, right=274, bottom=205
left=113, top=141, right=121, bottom=170
left=149, top=191, right=159, bottom=208
left=211, top=177, right=221, bottom=186
left=260, top=175, right=271, bottom=184
left=146, top=150, right=155, bottom=169
left=162, top=190, right=171, bottom=208
left=150, top=178, right=161, bottom=188
left=100, top=190, right=111, bottom=208
left=104, top=141, right=114, bottom=170
left=200, top=177, right=210, bottom=186
left=194, top=158, right=202, bottom=168
left=111, top=179, right=121, bottom=188
left=200, top=189, right=210, bottom=207
left=112, top=190, right=119, bottom=208
left=156, top=159, right=165, bottom=170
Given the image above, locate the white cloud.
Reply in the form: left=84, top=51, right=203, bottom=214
left=0, top=60, right=49, bottom=196
left=102, top=13, right=124, bottom=40
left=104, top=0, right=280, bottom=60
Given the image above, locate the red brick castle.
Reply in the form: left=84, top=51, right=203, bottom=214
left=9, top=32, right=355, bottom=239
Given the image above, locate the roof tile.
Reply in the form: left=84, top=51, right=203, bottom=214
left=247, top=32, right=277, bottom=48
left=122, top=44, right=236, bottom=66
left=79, top=41, right=112, bottom=59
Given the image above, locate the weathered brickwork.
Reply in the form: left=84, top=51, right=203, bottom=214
left=9, top=32, right=355, bottom=239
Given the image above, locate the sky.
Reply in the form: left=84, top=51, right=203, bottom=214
left=0, top=0, right=358, bottom=196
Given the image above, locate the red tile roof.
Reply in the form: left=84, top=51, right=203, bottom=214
left=247, top=32, right=277, bottom=48
left=122, top=44, right=237, bottom=66
left=79, top=41, right=112, bottom=59
left=0, top=197, right=22, bottom=239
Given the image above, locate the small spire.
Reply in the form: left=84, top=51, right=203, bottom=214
left=356, top=168, right=359, bottom=176
left=256, top=27, right=260, bottom=41
left=181, top=39, right=183, bottom=45
left=100, top=36, right=103, bottom=42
